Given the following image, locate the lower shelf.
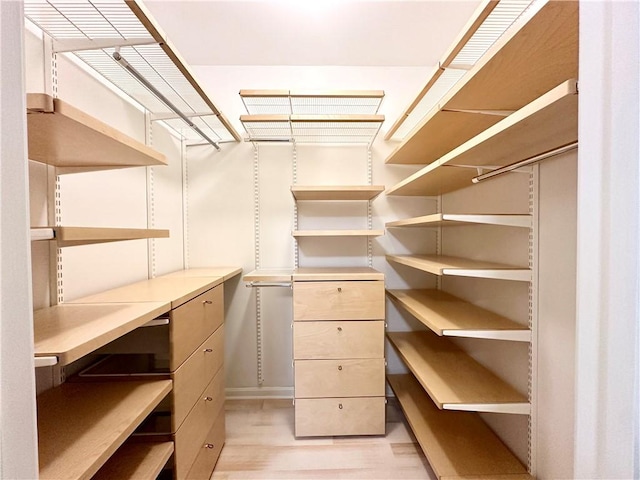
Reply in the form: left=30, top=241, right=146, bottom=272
left=37, top=379, right=172, bottom=480
left=387, top=374, right=530, bottom=480
left=92, top=441, right=174, bottom=480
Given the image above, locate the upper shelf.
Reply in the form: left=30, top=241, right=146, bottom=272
left=386, top=254, right=531, bottom=282
left=291, top=185, right=385, bottom=201
left=386, top=213, right=531, bottom=229
left=27, top=94, right=166, bottom=171
left=30, top=226, right=169, bottom=247
left=387, top=331, right=529, bottom=414
left=386, top=80, right=578, bottom=196
left=385, top=0, right=578, bottom=165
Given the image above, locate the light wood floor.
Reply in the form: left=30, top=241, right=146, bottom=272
left=211, top=398, right=437, bottom=480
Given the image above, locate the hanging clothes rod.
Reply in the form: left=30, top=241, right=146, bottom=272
left=112, top=51, right=221, bottom=151
left=472, top=142, right=578, bottom=183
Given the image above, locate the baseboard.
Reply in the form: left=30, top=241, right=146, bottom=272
left=225, top=386, right=294, bottom=399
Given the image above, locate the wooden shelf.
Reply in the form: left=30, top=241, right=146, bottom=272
left=385, top=1, right=578, bottom=165
left=162, top=266, right=242, bottom=282
left=30, top=226, right=169, bottom=247
left=386, top=80, right=578, bottom=195
left=26, top=93, right=166, bottom=171
left=33, top=302, right=170, bottom=366
left=291, top=185, right=385, bottom=201
left=387, top=331, right=529, bottom=414
left=293, top=229, right=384, bottom=238
left=294, top=267, right=384, bottom=282
left=387, top=289, right=529, bottom=342
left=386, top=213, right=531, bottom=229
left=387, top=374, right=530, bottom=479
left=386, top=254, right=530, bottom=282
left=243, top=269, right=295, bottom=284
left=92, top=441, right=174, bottom=480
left=37, top=380, right=172, bottom=480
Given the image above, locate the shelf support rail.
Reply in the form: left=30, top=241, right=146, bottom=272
left=112, top=51, right=221, bottom=151
left=472, top=142, right=578, bottom=184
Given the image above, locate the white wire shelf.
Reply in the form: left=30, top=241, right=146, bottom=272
left=23, top=0, right=241, bottom=145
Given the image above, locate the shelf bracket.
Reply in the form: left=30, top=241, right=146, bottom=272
left=52, top=37, right=156, bottom=54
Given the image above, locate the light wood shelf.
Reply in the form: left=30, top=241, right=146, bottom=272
left=386, top=213, right=531, bottom=229
left=162, top=266, right=242, bottom=282
left=92, top=441, right=174, bottom=480
left=294, top=267, right=384, bottom=282
left=387, top=331, right=529, bottom=414
left=243, top=269, right=295, bottom=284
left=387, top=289, right=529, bottom=342
left=386, top=254, right=530, bottom=282
left=37, top=380, right=172, bottom=480
left=26, top=93, right=167, bottom=171
left=386, top=80, right=578, bottom=195
left=291, top=185, right=385, bottom=201
left=385, top=0, right=578, bottom=165
left=30, top=226, right=169, bottom=247
left=293, top=229, right=384, bottom=238
left=33, top=302, right=170, bottom=366
left=387, top=374, right=530, bottom=479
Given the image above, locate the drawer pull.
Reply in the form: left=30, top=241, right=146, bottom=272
left=205, top=443, right=215, bottom=449
left=204, top=396, right=213, bottom=402
left=337, top=327, right=342, bottom=332
left=203, top=300, right=213, bottom=305
left=204, top=348, right=213, bottom=353
left=337, top=287, right=342, bottom=293
left=337, top=365, right=343, bottom=371
left=338, top=403, right=343, bottom=410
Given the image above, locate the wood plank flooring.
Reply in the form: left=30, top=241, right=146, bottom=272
left=211, top=398, right=436, bottom=479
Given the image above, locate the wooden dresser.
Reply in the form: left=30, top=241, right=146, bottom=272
left=291, top=267, right=386, bottom=437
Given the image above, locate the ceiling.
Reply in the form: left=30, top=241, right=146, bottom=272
left=140, top=0, right=484, bottom=139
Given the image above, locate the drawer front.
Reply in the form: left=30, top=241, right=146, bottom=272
left=172, top=325, right=224, bottom=431
left=293, top=321, right=384, bottom=359
left=174, top=368, right=225, bottom=479
left=171, top=284, right=223, bottom=369
left=295, top=397, right=385, bottom=437
left=293, top=281, right=384, bottom=321
left=185, top=407, right=226, bottom=480
left=295, top=358, right=385, bottom=398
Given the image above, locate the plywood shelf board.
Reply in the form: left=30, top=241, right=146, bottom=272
left=386, top=214, right=531, bottom=229
left=386, top=80, right=578, bottom=196
left=38, top=380, right=172, bottom=480
left=293, top=229, right=384, bottom=238
left=385, top=0, right=578, bottom=164
left=243, top=269, right=295, bottom=283
left=162, top=266, right=242, bottom=282
left=387, top=374, right=528, bottom=478
left=387, top=331, right=528, bottom=412
left=30, top=226, right=169, bottom=247
left=387, top=289, right=529, bottom=342
left=291, top=185, right=385, bottom=201
left=293, top=267, right=384, bottom=282
left=386, top=254, right=531, bottom=282
left=92, top=441, right=174, bottom=480
left=26, top=94, right=167, bottom=169
left=33, top=302, right=170, bottom=366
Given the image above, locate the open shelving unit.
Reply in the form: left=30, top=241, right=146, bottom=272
left=386, top=213, right=531, bottom=229
left=387, top=289, right=529, bottom=342
left=387, top=331, right=529, bottom=414
left=385, top=0, right=578, bottom=165
left=92, top=441, right=174, bottom=480
left=291, top=185, right=385, bottom=201
left=30, top=226, right=169, bottom=247
left=37, top=379, right=172, bottom=480
left=386, top=254, right=531, bottom=282
left=387, top=374, right=531, bottom=479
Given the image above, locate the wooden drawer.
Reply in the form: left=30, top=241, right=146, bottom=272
left=295, top=358, right=385, bottom=398
left=295, top=397, right=386, bottom=437
left=172, top=325, right=224, bottom=431
left=174, top=368, right=225, bottom=479
left=170, top=284, right=223, bottom=369
left=185, top=407, right=225, bottom=480
left=293, top=281, right=384, bottom=321
left=293, top=321, right=384, bottom=359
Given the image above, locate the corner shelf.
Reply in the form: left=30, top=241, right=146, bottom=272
left=387, top=331, right=529, bottom=414
left=386, top=254, right=530, bottom=282
left=37, top=380, right=172, bottom=480
left=386, top=213, right=531, bottom=229
left=386, top=79, right=578, bottom=196
left=92, top=441, right=174, bottom=480
left=30, top=226, right=169, bottom=247
left=291, top=185, right=385, bottom=201
left=293, top=229, right=384, bottom=238
left=26, top=94, right=167, bottom=171
left=387, top=374, right=530, bottom=479
left=385, top=0, right=578, bottom=165
left=33, top=302, right=171, bottom=366
left=387, top=289, right=530, bottom=342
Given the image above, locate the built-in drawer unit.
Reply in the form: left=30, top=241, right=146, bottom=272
left=293, top=320, right=385, bottom=359
left=295, top=358, right=385, bottom=398
left=295, top=397, right=386, bottom=437
left=185, top=408, right=226, bottom=480
left=293, top=280, right=385, bottom=321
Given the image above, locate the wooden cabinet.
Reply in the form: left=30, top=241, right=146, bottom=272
left=292, top=268, right=385, bottom=437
